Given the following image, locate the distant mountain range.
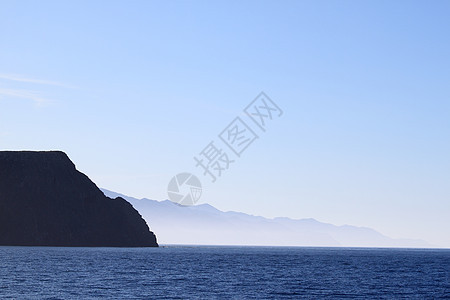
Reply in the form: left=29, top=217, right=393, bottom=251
left=101, top=189, right=431, bottom=248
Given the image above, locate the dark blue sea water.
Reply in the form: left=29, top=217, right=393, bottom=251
left=0, top=246, right=448, bottom=299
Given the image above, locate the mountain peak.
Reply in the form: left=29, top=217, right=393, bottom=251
left=0, top=151, right=158, bottom=247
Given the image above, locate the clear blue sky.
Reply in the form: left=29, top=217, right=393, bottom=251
left=1, top=0, right=449, bottom=247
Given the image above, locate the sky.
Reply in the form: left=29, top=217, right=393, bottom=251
left=0, top=0, right=449, bottom=247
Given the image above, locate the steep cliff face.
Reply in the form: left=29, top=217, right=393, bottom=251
left=0, top=151, right=158, bottom=247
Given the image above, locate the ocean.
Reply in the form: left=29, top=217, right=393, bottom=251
left=0, top=246, right=448, bottom=299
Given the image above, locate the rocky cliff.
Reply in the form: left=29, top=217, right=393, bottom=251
left=0, top=151, right=158, bottom=247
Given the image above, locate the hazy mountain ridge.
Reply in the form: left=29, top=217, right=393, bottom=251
left=101, top=189, right=431, bottom=248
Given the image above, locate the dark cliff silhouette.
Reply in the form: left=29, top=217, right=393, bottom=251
left=0, top=151, right=158, bottom=247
